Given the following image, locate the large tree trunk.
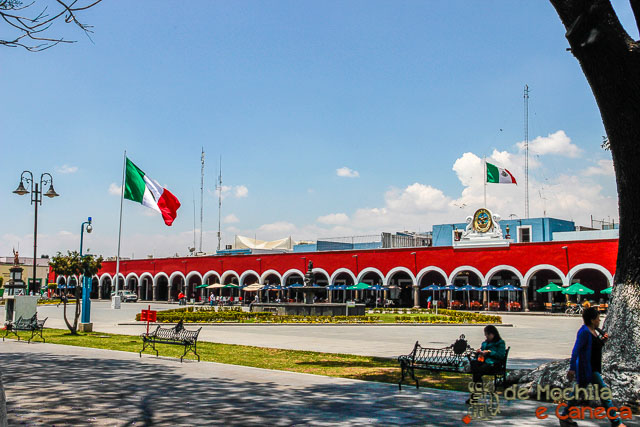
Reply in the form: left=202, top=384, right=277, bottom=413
left=0, top=371, right=7, bottom=427
left=523, top=0, right=640, bottom=406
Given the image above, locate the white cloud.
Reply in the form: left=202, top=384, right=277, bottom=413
left=214, top=185, right=248, bottom=200
left=336, top=167, right=360, bottom=178
left=385, top=183, right=449, bottom=212
left=317, top=213, right=349, bottom=225
left=56, top=164, right=78, bottom=174
left=583, top=159, right=614, bottom=176
left=223, top=214, right=239, bottom=224
left=108, top=183, right=122, bottom=196
left=517, top=130, right=581, bottom=158
left=234, top=185, right=249, bottom=198
left=257, top=221, right=297, bottom=234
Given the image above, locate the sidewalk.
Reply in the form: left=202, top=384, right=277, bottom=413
left=0, top=341, right=613, bottom=426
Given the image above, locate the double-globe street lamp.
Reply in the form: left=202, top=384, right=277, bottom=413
left=80, top=217, right=93, bottom=328
left=13, top=171, right=59, bottom=294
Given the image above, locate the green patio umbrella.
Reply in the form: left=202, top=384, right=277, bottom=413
left=562, top=283, right=595, bottom=295
left=346, top=282, right=372, bottom=290
left=195, top=284, right=209, bottom=289
left=224, top=284, right=240, bottom=288
left=536, top=282, right=563, bottom=293
left=600, top=286, right=613, bottom=295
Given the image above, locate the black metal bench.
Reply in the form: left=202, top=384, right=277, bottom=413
left=140, top=320, right=201, bottom=362
left=3, top=314, right=47, bottom=343
left=398, top=334, right=474, bottom=390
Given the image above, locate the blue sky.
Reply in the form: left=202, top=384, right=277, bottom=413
left=2, top=1, right=632, bottom=258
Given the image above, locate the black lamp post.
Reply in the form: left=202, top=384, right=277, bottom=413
left=13, top=171, right=59, bottom=294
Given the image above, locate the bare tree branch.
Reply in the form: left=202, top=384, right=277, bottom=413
left=0, top=0, right=102, bottom=51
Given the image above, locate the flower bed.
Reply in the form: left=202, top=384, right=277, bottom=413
left=138, top=306, right=501, bottom=324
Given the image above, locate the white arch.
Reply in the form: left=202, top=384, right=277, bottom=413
left=260, top=269, right=283, bottom=285
left=56, top=275, right=66, bottom=285
left=567, top=263, right=614, bottom=287
left=239, top=270, right=260, bottom=286
left=330, top=268, right=357, bottom=286
left=357, top=267, right=385, bottom=285
left=221, top=270, right=240, bottom=285
left=484, top=265, right=524, bottom=287
left=99, top=273, right=112, bottom=288
left=125, top=272, right=140, bottom=282
left=153, top=272, right=169, bottom=287
left=385, top=267, right=416, bottom=287
left=139, top=272, right=154, bottom=283
left=281, top=269, right=305, bottom=285
left=185, top=271, right=203, bottom=284
left=523, top=264, right=568, bottom=288
left=169, top=271, right=186, bottom=285
left=448, top=266, right=485, bottom=287
left=416, top=266, right=448, bottom=286
left=312, top=268, right=331, bottom=282
left=202, top=270, right=221, bottom=284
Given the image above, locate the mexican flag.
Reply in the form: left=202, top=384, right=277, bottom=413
left=486, top=161, right=517, bottom=184
left=124, top=158, right=181, bottom=226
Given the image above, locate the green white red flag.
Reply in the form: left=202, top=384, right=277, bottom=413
left=123, top=157, right=181, bottom=226
left=486, top=161, right=517, bottom=184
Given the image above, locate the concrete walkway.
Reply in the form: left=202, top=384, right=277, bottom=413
left=1, top=341, right=616, bottom=426
left=36, top=302, right=582, bottom=369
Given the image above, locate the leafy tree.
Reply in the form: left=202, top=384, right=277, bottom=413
left=518, top=0, right=640, bottom=406
left=1, top=0, right=102, bottom=51
left=49, top=251, right=102, bottom=334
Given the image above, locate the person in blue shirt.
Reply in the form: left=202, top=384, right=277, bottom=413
left=561, top=307, right=625, bottom=427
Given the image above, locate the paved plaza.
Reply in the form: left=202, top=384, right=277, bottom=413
left=1, top=341, right=617, bottom=426
left=37, top=301, right=583, bottom=369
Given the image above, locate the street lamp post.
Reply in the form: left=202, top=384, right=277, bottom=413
left=80, top=217, right=93, bottom=331
left=13, top=171, right=59, bottom=294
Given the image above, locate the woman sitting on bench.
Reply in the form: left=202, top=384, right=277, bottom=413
left=470, top=325, right=506, bottom=384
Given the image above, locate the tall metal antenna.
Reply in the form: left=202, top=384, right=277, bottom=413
left=199, top=148, right=204, bottom=252
left=524, top=84, right=530, bottom=219
left=216, top=155, right=222, bottom=251
left=192, top=190, right=196, bottom=251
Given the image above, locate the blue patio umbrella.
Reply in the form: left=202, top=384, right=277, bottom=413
left=496, top=284, right=522, bottom=308
left=287, top=283, right=304, bottom=288
left=422, top=284, right=443, bottom=306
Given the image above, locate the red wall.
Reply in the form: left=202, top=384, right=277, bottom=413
left=97, top=239, right=618, bottom=282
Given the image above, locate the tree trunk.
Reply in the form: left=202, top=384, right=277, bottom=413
left=524, top=0, right=640, bottom=406
left=0, top=371, right=7, bottom=427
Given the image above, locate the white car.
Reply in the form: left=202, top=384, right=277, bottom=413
left=110, top=290, right=138, bottom=303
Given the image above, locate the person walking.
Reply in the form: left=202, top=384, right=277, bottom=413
left=177, top=291, right=185, bottom=306
left=560, top=307, right=626, bottom=427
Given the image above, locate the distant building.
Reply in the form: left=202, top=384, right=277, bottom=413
left=432, top=217, right=575, bottom=247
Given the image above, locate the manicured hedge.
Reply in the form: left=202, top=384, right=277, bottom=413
left=136, top=306, right=500, bottom=324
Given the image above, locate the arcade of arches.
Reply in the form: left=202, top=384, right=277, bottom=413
left=62, top=263, right=613, bottom=309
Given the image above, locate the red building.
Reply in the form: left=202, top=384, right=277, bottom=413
left=50, top=237, right=618, bottom=309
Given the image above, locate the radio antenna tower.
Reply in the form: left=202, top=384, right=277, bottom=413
left=524, top=85, right=530, bottom=219
left=216, top=156, right=222, bottom=251
left=199, top=147, right=205, bottom=252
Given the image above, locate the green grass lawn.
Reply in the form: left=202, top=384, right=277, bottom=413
left=5, top=328, right=471, bottom=392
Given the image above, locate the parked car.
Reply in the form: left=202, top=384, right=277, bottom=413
left=110, top=290, right=138, bottom=302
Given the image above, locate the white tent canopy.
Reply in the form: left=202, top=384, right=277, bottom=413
left=234, top=235, right=293, bottom=250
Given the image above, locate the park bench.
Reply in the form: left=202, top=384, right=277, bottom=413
left=398, top=335, right=510, bottom=390
left=3, top=314, right=47, bottom=343
left=140, top=319, right=202, bottom=362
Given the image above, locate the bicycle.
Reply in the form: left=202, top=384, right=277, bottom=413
left=565, top=304, right=584, bottom=315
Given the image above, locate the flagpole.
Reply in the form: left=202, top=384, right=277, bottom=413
left=483, top=157, right=487, bottom=208
left=114, top=150, right=126, bottom=308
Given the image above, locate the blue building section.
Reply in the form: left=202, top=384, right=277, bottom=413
left=294, top=241, right=382, bottom=252
left=432, top=217, right=575, bottom=247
